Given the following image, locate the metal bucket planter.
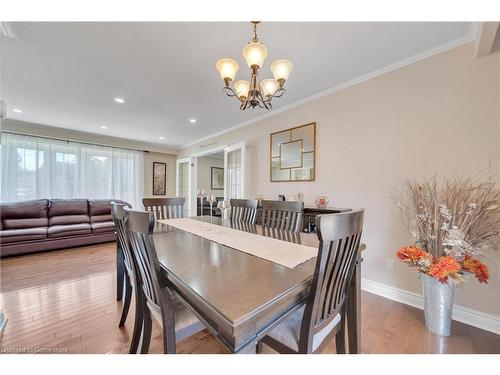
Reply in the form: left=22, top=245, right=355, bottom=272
left=420, top=273, right=455, bottom=336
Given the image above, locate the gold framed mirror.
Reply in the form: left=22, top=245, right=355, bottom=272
left=270, top=122, right=316, bottom=182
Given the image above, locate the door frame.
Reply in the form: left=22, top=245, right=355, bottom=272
left=176, top=157, right=196, bottom=217
left=224, top=141, right=246, bottom=200
left=187, top=142, right=246, bottom=211
left=189, top=144, right=228, bottom=213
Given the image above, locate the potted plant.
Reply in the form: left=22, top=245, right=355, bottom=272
left=392, top=175, right=499, bottom=336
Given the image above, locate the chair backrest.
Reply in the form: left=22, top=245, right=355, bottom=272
left=111, top=201, right=133, bottom=275
left=229, top=199, right=258, bottom=224
left=229, top=219, right=257, bottom=234
left=261, top=200, right=304, bottom=232
left=143, top=197, right=185, bottom=220
left=299, top=209, right=364, bottom=352
left=124, top=208, right=162, bottom=312
left=262, top=225, right=302, bottom=244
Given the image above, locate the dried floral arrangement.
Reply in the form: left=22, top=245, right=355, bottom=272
left=392, top=174, right=500, bottom=284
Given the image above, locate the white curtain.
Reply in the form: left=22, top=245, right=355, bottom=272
left=0, top=132, right=144, bottom=208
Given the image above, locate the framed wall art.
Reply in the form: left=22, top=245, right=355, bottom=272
left=270, top=122, right=316, bottom=182
left=152, top=162, right=167, bottom=195
left=211, top=167, right=224, bottom=190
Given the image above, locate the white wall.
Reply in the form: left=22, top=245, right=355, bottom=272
left=196, top=156, right=224, bottom=197
left=181, top=43, right=500, bottom=318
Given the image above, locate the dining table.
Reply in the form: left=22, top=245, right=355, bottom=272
left=118, top=216, right=366, bottom=354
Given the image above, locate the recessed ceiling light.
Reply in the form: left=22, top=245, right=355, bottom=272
left=114, top=97, right=125, bottom=104
left=189, top=118, right=196, bottom=123
left=13, top=108, right=23, bottom=113
left=159, top=136, right=165, bottom=140
left=100, top=126, right=108, bottom=129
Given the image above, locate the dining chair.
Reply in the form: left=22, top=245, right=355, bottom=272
left=111, top=201, right=143, bottom=354
left=257, top=209, right=364, bottom=354
left=262, top=226, right=302, bottom=244
left=124, top=207, right=204, bottom=353
left=229, top=199, right=258, bottom=224
left=261, top=200, right=304, bottom=232
left=143, top=197, right=185, bottom=220
left=229, top=219, right=257, bottom=234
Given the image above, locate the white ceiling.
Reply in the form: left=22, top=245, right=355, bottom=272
left=1, top=22, right=474, bottom=149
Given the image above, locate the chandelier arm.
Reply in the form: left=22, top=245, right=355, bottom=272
left=240, top=99, right=250, bottom=110
left=261, top=88, right=287, bottom=104
left=270, top=88, right=286, bottom=99
left=222, top=86, right=238, bottom=97
left=222, top=86, right=245, bottom=103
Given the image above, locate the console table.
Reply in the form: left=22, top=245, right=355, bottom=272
left=303, top=206, right=351, bottom=233
left=255, top=205, right=351, bottom=233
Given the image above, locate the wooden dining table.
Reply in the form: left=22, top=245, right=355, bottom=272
left=118, top=216, right=366, bottom=354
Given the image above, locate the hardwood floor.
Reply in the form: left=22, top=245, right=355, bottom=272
left=1, top=243, right=499, bottom=354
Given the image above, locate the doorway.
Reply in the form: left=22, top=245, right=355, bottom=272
left=196, top=150, right=225, bottom=216
left=176, top=142, right=246, bottom=217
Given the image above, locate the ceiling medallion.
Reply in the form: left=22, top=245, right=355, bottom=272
left=215, top=21, right=293, bottom=110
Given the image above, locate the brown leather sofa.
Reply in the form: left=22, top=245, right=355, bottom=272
left=0, top=198, right=125, bottom=257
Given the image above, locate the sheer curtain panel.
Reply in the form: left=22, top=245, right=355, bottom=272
left=0, top=133, right=144, bottom=208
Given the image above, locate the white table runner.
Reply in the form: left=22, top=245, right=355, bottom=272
left=158, top=218, right=318, bottom=269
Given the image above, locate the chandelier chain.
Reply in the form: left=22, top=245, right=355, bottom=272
left=252, top=21, right=259, bottom=42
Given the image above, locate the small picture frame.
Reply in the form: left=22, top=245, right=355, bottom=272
left=152, top=162, right=167, bottom=195
left=211, top=167, right=224, bottom=190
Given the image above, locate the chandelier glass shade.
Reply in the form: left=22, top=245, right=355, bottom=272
left=216, top=22, right=293, bottom=110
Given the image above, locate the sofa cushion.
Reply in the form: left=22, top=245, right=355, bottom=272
left=90, top=214, right=112, bottom=223
left=1, top=199, right=49, bottom=229
left=47, top=223, right=91, bottom=238
left=3, top=218, right=49, bottom=230
left=0, top=227, right=48, bottom=243
left=49, top=199, right=89, bottom=217
left=91, top=221, right=115, bottom=233
left=49, top=215, right=90, bottom=226
left=88, top=199, right=113, bottom=216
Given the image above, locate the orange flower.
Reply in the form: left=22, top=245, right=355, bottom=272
left=397, top=246, right=432, bottom=263
left=462, top=256, right=489, bottom=283
left=428, top=256, right=461, bottom=283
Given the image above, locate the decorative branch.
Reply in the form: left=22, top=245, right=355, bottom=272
left=392, top=173, right=500, bottom=259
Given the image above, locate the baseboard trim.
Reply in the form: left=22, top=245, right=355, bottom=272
left=361, top=278, right=500, bottom=335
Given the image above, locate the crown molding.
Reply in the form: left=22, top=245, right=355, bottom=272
left=1, top=118, right=179, bottom=155
left=181, top=24, right=479, bottom=150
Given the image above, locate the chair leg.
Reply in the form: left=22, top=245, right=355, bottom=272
left=117, top=245, right=125, bottom=301
left=162, top=323, right=176, bottom=354
left=128, top=287, right=144, bottom=354
left=335, top=318, right=347, bottom=354
left=140, top=308, right=153, bottom=354
left=160, top=288, right=176, bottom=354
left=256, top=340, right=263, bottom=353
left=119, top=275, right=132, bottom=327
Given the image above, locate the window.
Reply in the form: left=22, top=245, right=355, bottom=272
left=54, top=152, right=77, bottom=198
left=15, top=148, right=44, bottom=200
left=226, top=149, right=241, bottom=199
left=1, top=133, right=144, bottom=208
left=177, top=161, right=189, bottom=216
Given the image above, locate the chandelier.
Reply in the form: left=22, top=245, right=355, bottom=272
left=215, top=21, right=293, bottom=110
